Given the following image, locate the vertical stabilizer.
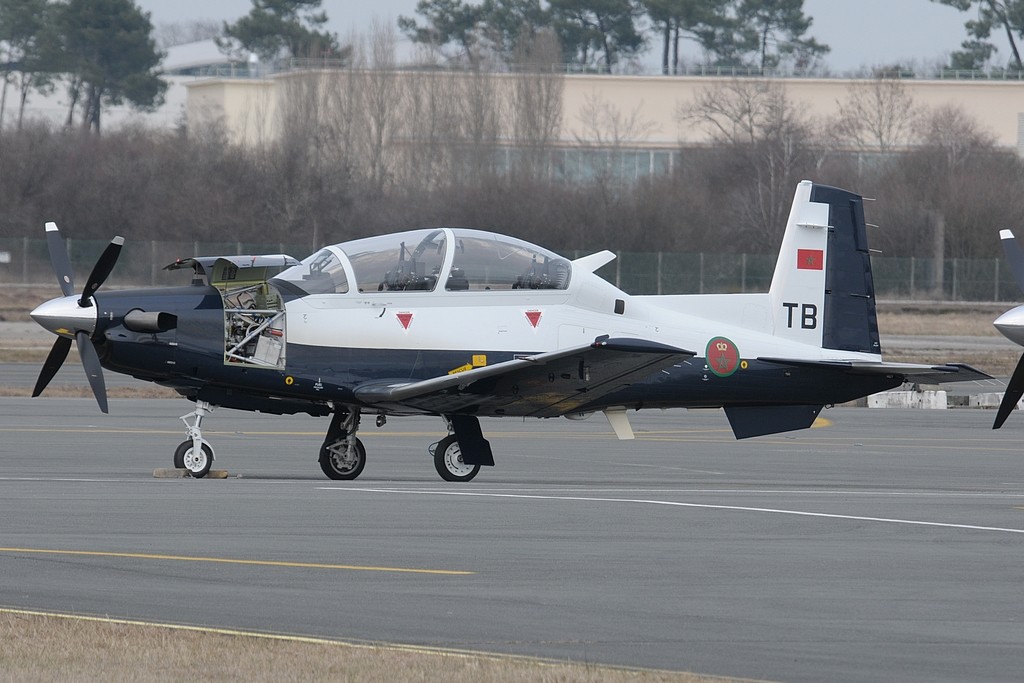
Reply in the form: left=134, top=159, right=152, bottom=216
left=768, top=181, right=881, bottom=355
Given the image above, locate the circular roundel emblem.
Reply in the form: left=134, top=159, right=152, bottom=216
left=706, top=336, right=741, bottom=377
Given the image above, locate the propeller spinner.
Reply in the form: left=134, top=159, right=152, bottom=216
left=993, top=229, right=1024, bottom=429
left=29, top=223, right=123, bottom=413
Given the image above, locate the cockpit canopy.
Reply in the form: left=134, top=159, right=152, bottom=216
left=273, top=228, right=572, bottom=296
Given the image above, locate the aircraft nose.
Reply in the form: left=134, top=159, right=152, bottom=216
left=30, top=295, right=98, bottom=338
left=994, top=305, right=1024, bottom=346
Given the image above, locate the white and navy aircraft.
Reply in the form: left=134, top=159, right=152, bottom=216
left=30, top=180, right=989, bottom=481
left=992, top=229, right=1024, bottom=428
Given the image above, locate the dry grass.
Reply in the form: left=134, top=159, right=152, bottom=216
left=0, top=611, right=739, bottom=683
left=0, top=284, right=52, bottom=323
left=875, top=303, right=1006, bottom=337
left=0, top=385, right=178, bottom=399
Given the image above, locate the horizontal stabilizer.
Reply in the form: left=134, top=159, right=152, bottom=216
left=724, top=404, right=823, bottom=439
left=757, top=357, right=992, bottom=385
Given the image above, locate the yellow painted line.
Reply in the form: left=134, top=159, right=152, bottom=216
left=0, top=547, right=473, bottom=576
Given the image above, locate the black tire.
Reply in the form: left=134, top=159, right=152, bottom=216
left=432, top=435, right=480, bottom=482
left=319, top=437, right=366, bottom=480
left=173, top=440, right=213, bottom=478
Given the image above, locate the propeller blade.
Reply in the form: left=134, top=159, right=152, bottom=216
left=79, top=236, right=125, bottom=307
left=994, top=352, right=1024, bottom=429
left=76, top=330, right=108, bottom=414
left=45, top=222, right=75, bottom=297
left=32, top=336, right=73, bottom=398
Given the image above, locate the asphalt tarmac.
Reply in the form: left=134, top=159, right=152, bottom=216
left=1, top=398, right=1023, bottom=682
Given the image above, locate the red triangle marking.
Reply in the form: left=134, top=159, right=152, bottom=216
left=397, top=312, right=413, bottom=330
left=525, top=310, right=542, bottom=328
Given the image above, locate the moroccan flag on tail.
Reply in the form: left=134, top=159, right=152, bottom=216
left=797, top=249, right=823, bottom=270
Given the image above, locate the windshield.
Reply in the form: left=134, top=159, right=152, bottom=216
left=272, top=248, right=349, bottom=295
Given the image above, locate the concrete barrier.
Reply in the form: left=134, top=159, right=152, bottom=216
left=969, top=392, right=1024, bottom=410
left=865, top=389, right=1022, bottom=410
left=867, top=390, right=948, bottom=409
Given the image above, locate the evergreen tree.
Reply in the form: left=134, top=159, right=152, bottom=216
left=0, top=0, right=60, bottom=129
left=640, top=0, right=731, bottom=74
left=931, top=0, right=1024, bottom=71
left=549, top=0, right=644, bottom=71
left=734, top=0, right=828, bottom=70
left=220, top=0, right=341, bottom=63
left=399, top=0, right=549, bottom=63
left=56, top=0, right=166, bottom=133
left=481, top=0, right=549, bottom=58
left=398, top=0, right=486, bottom=59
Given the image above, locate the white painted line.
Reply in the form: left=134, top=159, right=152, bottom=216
left=327, top=486, right=1024, bottom=499
left=326, top=488, right=1024, bottom=535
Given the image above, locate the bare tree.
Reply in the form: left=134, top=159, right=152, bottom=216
left=917, top=103, right=997, bottom=171
left=272, top=70, right=340, bottom=248
left=508, top=29, right=564, bottom=179
left=396, top=66, right=461, bottom=191
left=679, top=79, right=821, bottom=249
left=352, top=18, right=402, bottom=196
left=829, top=76, right=918, bottom=154
left=457, top=62, right=504, bottom=182
left=574, top=91, right=660, bottom=148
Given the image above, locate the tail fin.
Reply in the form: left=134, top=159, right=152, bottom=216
left=768, top=180, right=880, bottom=355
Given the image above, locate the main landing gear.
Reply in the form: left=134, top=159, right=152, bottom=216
left=318, top=407, right=366, bottom=480
left=318, top=408, right=487, bottom=482
left=170, top=401, right=491, bottom=482
left=431, top=434, right=481, bottom=482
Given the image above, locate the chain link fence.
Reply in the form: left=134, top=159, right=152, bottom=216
left=2, top=237, right=1019, bottom=302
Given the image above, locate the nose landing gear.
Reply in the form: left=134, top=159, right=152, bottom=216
left=174, top=400, right=215, bottom=477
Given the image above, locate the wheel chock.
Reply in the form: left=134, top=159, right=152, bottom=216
left=153, top=468, right=231, bottom=479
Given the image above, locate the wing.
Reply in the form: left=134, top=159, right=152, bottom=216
left=354, top=337, right=695, bottom=417
left=758, top=357, right=992, bottom=384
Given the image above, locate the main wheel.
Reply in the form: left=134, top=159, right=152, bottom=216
left=432, top=435, right=480, bottom=482
left=319, top=437, right=366, bottom=480
left=173, top=440, right=213, bottom=478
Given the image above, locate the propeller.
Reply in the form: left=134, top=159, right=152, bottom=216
left=993, top=229, right=1024, bottom=428
left=30, top=223, right=123, bottom=413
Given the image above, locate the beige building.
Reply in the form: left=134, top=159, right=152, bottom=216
left=185, top=69, right=1024, bottom=159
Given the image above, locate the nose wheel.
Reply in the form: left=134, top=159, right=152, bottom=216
left=175, top=400, right=216, bottom=478
left=174, top=439, right=213, bottom=478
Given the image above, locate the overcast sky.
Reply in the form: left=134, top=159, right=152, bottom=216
left=136, top=0, right=985, bottom=73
